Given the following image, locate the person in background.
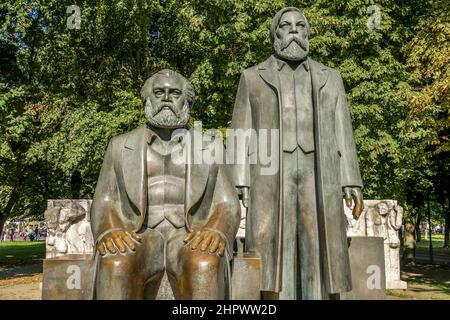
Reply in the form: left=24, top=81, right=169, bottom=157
left=34, top=225, right=39, bottom=241
left=27, top=227, right=34, bottom=241
left=9, top=228, right=14, bottom=241
left=41, top=225, right=47, bottom=238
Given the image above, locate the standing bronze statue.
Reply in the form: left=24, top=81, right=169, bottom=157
left=231, top=7, right=364, bottom=300
left=91, top=69, right=240, bottom=299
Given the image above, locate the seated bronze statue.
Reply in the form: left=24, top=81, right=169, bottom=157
left=90, top=69, right=240, bottom=299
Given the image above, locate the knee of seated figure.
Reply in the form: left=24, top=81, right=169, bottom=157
left=184, top=250, right=223, bottom=274
left=181, top=251, right=226, bottom=300
left=100, top=255, right=136, bottom=276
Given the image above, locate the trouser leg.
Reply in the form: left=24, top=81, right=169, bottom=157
left=166, top=231, right=226, bottom=300
left=95, top=226, right=165, bottom=300
left=178, top=248, right=226, bottom=300
left=279, top=150, right=298, bottom=300
left=95, top=254, right=146, bottom=299
left=297, top=150, right=322, bottom=300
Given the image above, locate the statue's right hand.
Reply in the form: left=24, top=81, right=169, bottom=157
left=97, top=230, right=142, bottom=256
left=237, top=186, right=250, bottom=208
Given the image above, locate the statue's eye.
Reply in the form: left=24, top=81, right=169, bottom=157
left=153, top=90, right=164, bottom=97
left=171, top=90, right=181, bottom=97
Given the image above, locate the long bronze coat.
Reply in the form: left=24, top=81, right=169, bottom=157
left=90, top=125, right=240, bottom=256
left=231, top=55, right=363, bottom=293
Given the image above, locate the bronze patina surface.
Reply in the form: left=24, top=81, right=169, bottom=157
left=91, top=69, right=240, bottom=299
left=231, top=7, right=364, bottom=299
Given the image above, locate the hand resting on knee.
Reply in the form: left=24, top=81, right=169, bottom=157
left=183, top=228, right=227, bottom=257
left=97, top=229, right=142, bottom=256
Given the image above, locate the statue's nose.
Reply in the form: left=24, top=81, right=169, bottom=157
left=290, top=23, right=298, bottom=33
left=164, top=88, right=171, bottom=101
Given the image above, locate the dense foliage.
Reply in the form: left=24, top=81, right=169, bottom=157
left=0, top=1, right=448, bottom=239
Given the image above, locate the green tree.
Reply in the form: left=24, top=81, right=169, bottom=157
left=0, top=0, right=448, bottom=239
left=397, top=0, right=449, bottom=253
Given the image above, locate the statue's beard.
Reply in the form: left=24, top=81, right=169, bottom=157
left=273, top=35, right=309, bottom=61
left=144, top=101, right=190, bottom=129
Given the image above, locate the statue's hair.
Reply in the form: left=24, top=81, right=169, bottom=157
left=269, top=7, right=310, bottom=45
left=140, top=69, right=195, bottom=107
left=377, top=200, right=393, bottom=210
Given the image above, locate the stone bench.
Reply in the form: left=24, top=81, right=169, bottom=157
left=42, top=254, right=94, bottom=300
left=42, top=238, right=386, bottom=300
left=341, top=237, right=386, bottom=300
left=42, top=250, right=262, bottom=300
left=42, top=199, right=396, bottom=299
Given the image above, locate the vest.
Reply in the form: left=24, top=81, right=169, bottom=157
left=277, top=59, right=315, bottom=153
left=144, top=133, right=186, bottom=228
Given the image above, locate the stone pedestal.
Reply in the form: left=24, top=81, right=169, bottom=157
left=42, top=254, right=178, bottom=300
left=43, top=198, right=406, bottom=299
left=344, top=199, right=407, bottom=290
left=341, top=237, right=386, bottom=300
left=155, top=274, right=175, bottom=300
left=42, top=254, right=94, bottom=300
left=231, top=252, right=261, bottom=300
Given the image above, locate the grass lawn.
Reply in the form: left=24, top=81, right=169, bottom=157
left=387, top=263, right=450, bottom=300
left=0, top=241, right=45, bottom=267
left=415, top=234, right=450, bottom=256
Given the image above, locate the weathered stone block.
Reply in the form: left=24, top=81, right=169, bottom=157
left=42, top=254, right=94, bottom=300
left=43, top=255, right=186, bottom=300
left=45, top=199, right=94, bottom=258
left=341, top=237, right=386, bottom=300
left=231, top=252, right=261, bottom=300
left=344, top=199, right=407, bottom=290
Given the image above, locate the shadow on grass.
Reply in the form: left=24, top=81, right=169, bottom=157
left=401, top=263, right=450, bottom=295
left=0, top=241, right=45, bottom=267
left=0, top=241, right=45, bottom=280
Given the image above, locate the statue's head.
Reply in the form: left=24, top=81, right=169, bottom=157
left=270, top=7, right=310, bottom=61
left=141, top=69, right=195, bottom=129
left=377, top=201, right=391, bottom=217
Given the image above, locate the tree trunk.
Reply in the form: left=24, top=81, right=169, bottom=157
left=427, top=198, right=433, bottom=264
left=71, top=170, right=82, bottom=199
left=402, top=220, right=416, bottom=266
left=399, top=228, right=404, bottom=247
left=444, top=197, right=449, bottom=248
left=415, top=208, right=422, bottom=242
left=0, top=189, right=19, bottom=236
left=0, top=215, right=7, bottom=236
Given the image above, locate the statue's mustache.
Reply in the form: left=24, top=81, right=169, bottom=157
left=153, top=102, right=179, bottom=117
left=281, top=36, right=307, bottom=50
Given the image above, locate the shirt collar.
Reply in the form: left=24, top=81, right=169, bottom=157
left=275, top=56, right=309, bottom=72
left=146, top=125, right=186, bottom=145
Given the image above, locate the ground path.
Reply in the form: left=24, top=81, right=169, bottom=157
left=1, top=263, right=448, bottom=300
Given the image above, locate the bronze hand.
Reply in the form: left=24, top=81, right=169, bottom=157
left=97, top=229, right=142, bottom=256
left=184, top=229, right=226, bottom=256
left=343, top=187, right=364, bottom=219
left=237, top=186, right=250, bottom=208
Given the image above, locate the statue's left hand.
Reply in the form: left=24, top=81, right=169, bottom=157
left=184, top=229, right=226, bottom=257
left=343, top=187, right=364, bottom=219
left=97, top=229, right=141, bottom=256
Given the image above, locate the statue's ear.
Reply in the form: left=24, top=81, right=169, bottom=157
left=186, top=96, right=195, bottom=109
